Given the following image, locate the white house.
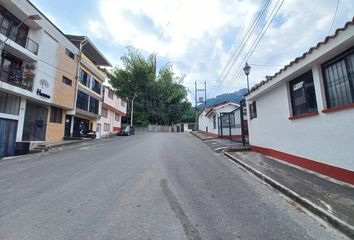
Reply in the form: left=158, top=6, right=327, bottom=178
left=198, top=101, right=241, bottom=139
left=97, top=86, right=127, bottom=138
left=245, top=18, right=354, bottom=185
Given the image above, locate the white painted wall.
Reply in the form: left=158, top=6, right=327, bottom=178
left=246, top=25, right=354, bottom=171
left=199, top=103, right=241, bottom=137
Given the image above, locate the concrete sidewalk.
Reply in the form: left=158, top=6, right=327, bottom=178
left=190, top=131, right=354, bottom=238
left=224, top=151, right=354, bottom=238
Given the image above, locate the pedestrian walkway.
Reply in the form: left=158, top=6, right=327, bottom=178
left=224, top=151, right=354, bottom=238
left=190, top=131, right=354, bottom=238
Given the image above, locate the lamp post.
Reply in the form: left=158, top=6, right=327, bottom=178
left=0, top=14, right=41, bottom=55
left=240, top=62, right=251, bottom=147
left=243, top=62, right=251, bottom=93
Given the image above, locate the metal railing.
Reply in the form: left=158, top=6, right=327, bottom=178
left=0, top=65, right=33, bottom=91
left=0, top=17, right=39, bottom=55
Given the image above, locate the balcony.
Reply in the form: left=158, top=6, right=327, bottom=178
left=0, top=64, right=35, bottom=91
left=0, top=17, right=39, bottom=55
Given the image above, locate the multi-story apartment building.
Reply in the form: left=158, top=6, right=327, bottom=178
left=0, top=0, right=79, bottom=157
left=97, top=86, right=127, bottom=138
left=65, top=35, right=111, bottom=138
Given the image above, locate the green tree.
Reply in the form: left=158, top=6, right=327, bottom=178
left=109, top=47, right=192, bottom=126
left=108, top=47, right=155, bottom=125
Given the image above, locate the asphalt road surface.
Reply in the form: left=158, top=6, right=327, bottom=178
left=0, top=133, right=347, bottom=240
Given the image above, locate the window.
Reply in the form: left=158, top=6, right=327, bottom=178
left=108, top=89, right=114, bottom=99
left=50, top=106, right=63, bottom=123
left=89, top=96, right=99, bottom=114
left=62, top=76, right=72, bottom=86
left=322, top=47, right=354, bottom=108
left=104, top=123, right=110, bottom=131
left=220, top=113, right=235, bottom=128
left=0, top=91, right=20, bottom=115
left=76, top=90, right=89, bottom=111
left=101, top=107, right=108, bottom=118
left=213, top=115, right=216, bottom=129
left=249, top=101, right=257, bottom=119
left=79, top=69, right=90, bottom=87
left=121, top=100, right=126, bottom=107
left=65, top=48, right=75, bottom=60
left=115, top=113, right=120, bottom=122
left=91, top=78, right=101, bottom=94
left=289, top=71, right=317, bottom=116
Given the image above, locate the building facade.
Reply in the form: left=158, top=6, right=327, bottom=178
left=245, top=18, right=354, bottom=184
left=0, top=0, right=79, bottom=157
left=97, top=86, right=127, bottom=138
left=65, top=35, right=111, bottom=138
left=198, top=102, right=241, bottom=139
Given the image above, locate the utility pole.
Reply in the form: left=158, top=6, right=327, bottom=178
left=194, top=81, right=207, bottom=131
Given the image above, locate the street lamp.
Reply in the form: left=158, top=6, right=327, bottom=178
left=243, top=62, right=251, bottom=93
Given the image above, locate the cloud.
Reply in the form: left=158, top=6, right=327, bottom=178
left=85, top=0, right=354, bottom=100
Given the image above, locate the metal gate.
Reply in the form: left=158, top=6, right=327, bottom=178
left=0, top=118, right=18, bottom=158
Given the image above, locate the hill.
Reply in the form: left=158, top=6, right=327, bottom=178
left=197, top=88, right=248, bottom=110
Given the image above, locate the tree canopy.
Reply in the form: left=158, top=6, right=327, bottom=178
left=108, top=47, right=195, bottom=126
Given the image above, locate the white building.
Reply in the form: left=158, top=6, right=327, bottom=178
left=0, top=0, right=79, bottom=157
left=245, top=18, right=354, bottom=185
left=97, top=86, right=127, bottom=138
left=198, top=102, right=242, bottom=139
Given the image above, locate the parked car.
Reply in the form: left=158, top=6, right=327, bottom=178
left=118, top=125, right=135, bottom=136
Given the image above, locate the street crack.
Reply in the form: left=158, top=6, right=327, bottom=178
left=160, top=179, right=203, bottom=240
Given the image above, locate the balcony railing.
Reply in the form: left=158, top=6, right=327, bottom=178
left=0, top=65, right=34, bottom=91
left=0, top=17, right=39, bottom=55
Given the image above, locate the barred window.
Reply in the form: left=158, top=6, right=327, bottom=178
left=249, top=101, right=257, bottom=120
left=322, top=47, right=354, bottom=108
left=289, top=70, right=317, bottom=116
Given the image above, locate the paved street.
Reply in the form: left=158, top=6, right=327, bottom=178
left=0, top=133, right=347, bottom=240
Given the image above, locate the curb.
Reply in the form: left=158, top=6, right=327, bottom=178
left=189, top=131, right=215, bottom=141
left=43, top=138, right=94, bottom=151
left=224, top=151, right=354, bottom=239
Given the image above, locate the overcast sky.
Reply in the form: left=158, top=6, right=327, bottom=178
left=31, top=0, right=354, bottom=102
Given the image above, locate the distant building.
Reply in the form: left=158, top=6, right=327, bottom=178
left=65, top=35, right=112, bottom=138
left=0, top=0, right=79, bottom=157
left=198, top=102, right=242, bottom=139
left=245, top=18, right=354, bottom=184
left=97, top=86, right=127, bottom=138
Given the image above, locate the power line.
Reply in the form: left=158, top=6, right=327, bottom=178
left=207, top=0, right=272, bottom=98
left=328, top=0, right=340, bottom=35
left=249, top=63, right=285, bottom=67
left=222, top=0, right=279, bottom=94
left=226, top=0, right=285, bottom=94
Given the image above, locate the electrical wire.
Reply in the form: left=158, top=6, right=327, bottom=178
left=328, top=0, right=340, bottom=35
left=207, top=0, right=272, bottom=98
left=225, top=0, right=285, bottom=94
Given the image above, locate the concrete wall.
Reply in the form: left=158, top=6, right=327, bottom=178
left=52, top=44, right=78, bottom=109
left=45, top=108, right=65, bottom=142
left=246, top=25, right=354, bottom=172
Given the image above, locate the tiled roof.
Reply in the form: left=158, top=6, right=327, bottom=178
left=203, top=101, right=239, bottom=116
left=246, top=16, right=354, bottom=97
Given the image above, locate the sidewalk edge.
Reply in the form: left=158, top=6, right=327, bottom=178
left=224, top=151, right=354, bottom=239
